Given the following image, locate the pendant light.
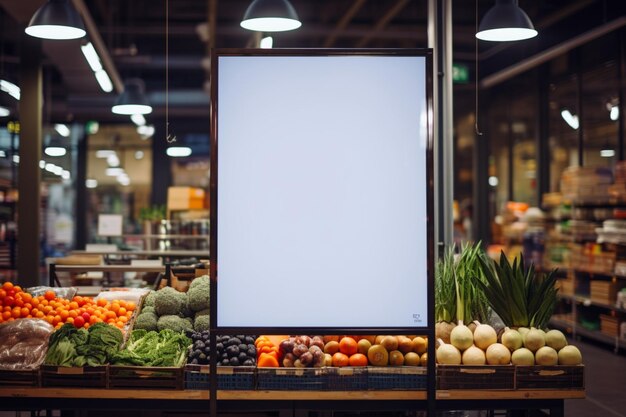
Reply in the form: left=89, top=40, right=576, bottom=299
left=241, top=0, right=301, bottom=32
left=112, top=79, right=152, bottom=115
left=476, top=0, right=537, bottom=42
left=25, top=0, right=86, bottom=40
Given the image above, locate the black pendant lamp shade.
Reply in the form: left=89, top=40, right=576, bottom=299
left=241, top=0, right=302, bottom=32
left=111, top=79, right=152, bottom=115
left=476, top=0, right=537, bottom=42
left=25, top=0, right=86, bottom=40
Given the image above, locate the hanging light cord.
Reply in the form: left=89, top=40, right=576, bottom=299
left=475, top=0, right=483, bottom=136
left=166, top=0, right=176, bottom=143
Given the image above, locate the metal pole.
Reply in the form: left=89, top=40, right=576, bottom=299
left=17, top=33, right=42, bottom=287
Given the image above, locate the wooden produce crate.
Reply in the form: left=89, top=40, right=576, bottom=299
left=437, top=365, right=515, bottom=390
left=325, top=367, right=368, bottom=391
left=600, top=314, right=621, bottom=337
left=184, top=365, right=255, bottom=390
left=108, top=366, right=184, bottom=390
left=367, top=366, right=427, bottom=390
left=516, top=365, right=585, bottom=389
left=256, top=367, right=326, bottom=391
left=591, top=280, right=625, bottom=305
left=41, top=365, right=108, bottom=388
left=0, top=369, right=40, bottom=387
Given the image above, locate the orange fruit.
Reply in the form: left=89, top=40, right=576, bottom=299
left=126, top=302, right=136, bottom=311
left=68, top=310, right=78, bottom=318
left=20, top=307, right=29, bottom=317
left=0, top=289, right=6, bottom=298
left=42, top=306, right=53, bottom=314
left=96, top=298, right=107, bottom=307
left=118, top=315, right=128, bottom=323
left=349, top=353, right=368, bottom=367
left=35, top=311, right=44, bottom=318
left=59, top=310, right=69, bottom=320
left=13, top=286, right=22, bottom=293
left=118, top=307, right=127, bottom=316
left=105, top=311, right=116, bottom=320
left=11, top=308, right=21, bottom=319
left=44, top=290, right=56, bottom=301
left=339, top=337, right=358, bottom=356
left=110, top=302, right=120, bottom=313
left=2, top=311, right=10, bottom=320
left=39, top=299, right=48, bottom=307
left=68, top=301, right=79, bottom=310
left=2, top=282, right=13, bottom=291
left=332, top=352, right=350, bottom=367
left=66, top=317, right=74, bottom=324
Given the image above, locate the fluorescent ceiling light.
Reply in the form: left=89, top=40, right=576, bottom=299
left=476, top=0, right=537, bottom=42
left=601, top=149, right=615, bottom=158
left=25, top=0, right=86, bottom=40
left=0, top=151, right=7, bottom=157
left=260, top=36, right=273, bottom=49
left=106, top=167, right=124, bottom=176
left=61, top=170, right=70, bottom=180
left=131, top=114, right=146, bottom=126
left=12, top=155, right=19, bottom=163
left=96, top=150, right=116, bottom=158
left=86, top=179, right=98, bottom=188
left=45, top=163, right=57, bottom=172
left=0, top=80, right=20, bottom=100
left=107, top=154, right=120, bottom=167
left=44, top=146, right=67, bottom=157
left=488, top=176, right=499, bottom=187
left=94, top=70, right=113, bottom=93
left=112, top=103, right=152, bottom=115
left=80, top=42, right=102, bottom=72
left=134, top=150, right=144, bottom=160
left=39, top=160, right=46, bottom=168
left=166, top=146, right=192, bottom=157
left=561, top=109, right=579, bottom=130
left=610, top=105, right=619, bottom=121
left=137, top=125, right=155, bottom=138
left=0, top=107, right=9, bottom=117
left=52, top=166, right=63, bottom=175
left=54, top=123, right=70, bottom=137
left=241, top=0, right=301, bottom=32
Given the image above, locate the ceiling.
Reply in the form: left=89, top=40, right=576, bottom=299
left=0, top=0, right=624, bottom=128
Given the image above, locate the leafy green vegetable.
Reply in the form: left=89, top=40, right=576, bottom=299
left=477, top=251, right=558, bottom=328
left=44, top=323, right=123, bottom=367
left=111, top=329, right=191, bottom=367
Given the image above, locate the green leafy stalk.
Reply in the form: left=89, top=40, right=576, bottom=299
left=435, top=247, right=456, bottom=322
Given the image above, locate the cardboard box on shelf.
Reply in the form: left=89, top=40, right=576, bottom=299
left=167, top=187, right=206, bottom=211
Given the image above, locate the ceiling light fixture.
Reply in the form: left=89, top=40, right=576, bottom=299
left=601, top=149, right=615, bottom=158
left=561, top=109, right=579, bottom=130
left=81, top=42, right=114, bottom=93
left=44, top=146, right=66, bottom=157
left=134, top=150, right=144, bottom=160
left=476, top=0, right=537, bottom=42
left=137, top=125, right=155, bottom=138
left=106, top=167, right=125, bottom=176
left=95, top=150, right=116, bottom=158
left=85, top=179, right=98, bottom=188
left=94, top=70, right=113, bottom=93
left=25, top=0, right=86, bottom=40
left=610, top=105, right=619, bottom=121
left=54, top=123, right=70, bottom=137
left=0, top=80, right=20, bottom=100
left=166, top=146, right=192, bottom=157
left=112, top=79, right=152, bottom=115
left=131, top=114, right=146, bottom=126
left=241, top=0, right=301, bottom=32
left=107, top=154, right=120, bottom=167
left=0, top=106, right=9, bottom=117
left=61, top=170, right=71, bottom=180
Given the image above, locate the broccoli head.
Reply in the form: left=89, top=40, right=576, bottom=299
left=194, top=315, right=210, bottom=332
left=154, top=287, right=185, bottom=316
left=140, top=306, right=156, bottom=315
left=143, top=291, right=157, bottom=307
left=134, top=312, right=158, bottom=331
left=157, top=314, right=193, bottom=332
left=188, top=283, right=210, bottom=312
left=189, top=275, right=210, bottom=291
left=194, top=308, right=210, bottom=319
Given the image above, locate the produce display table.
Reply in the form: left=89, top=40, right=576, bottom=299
left=0, top=387, right=585, bottom=415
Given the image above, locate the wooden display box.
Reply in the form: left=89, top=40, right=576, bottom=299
left=437, top=365, right=515, bottom=390
left=184, top=365, right=255, bottom=390
left=108, top=366, right=184, bottom=390
left=367, top=366, right=427, bottom=390
left=591, top=280, right=625, bottom=305
left=41, top=365, right=108, bottom=388
left=256, top=367, right=326, bottom=391
left=600, top=314, right=621, bottom=337
left=325, top=366, right=368, bottom=391
left=0, top=369, right=40, bottom=387
left=516, top=365, right=585, bottom=389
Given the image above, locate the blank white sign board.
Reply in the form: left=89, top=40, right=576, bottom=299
left=216, top=54, right=429, bottom=329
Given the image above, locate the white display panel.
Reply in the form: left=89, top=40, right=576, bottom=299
left=216, top=54, right=429, bottom=329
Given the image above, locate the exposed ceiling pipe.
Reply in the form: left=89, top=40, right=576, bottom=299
left=323, top=0, right=367, bottom=48
left=356, top=0, right=409, bottom=48
left=71, top=0, right=123, bottom=93
left=482, top=16, right=626, bottom=88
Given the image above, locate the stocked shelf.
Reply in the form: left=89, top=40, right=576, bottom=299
left=557, top=294, right=626, bottom=314
left=550, top=317, right=626, bottom=351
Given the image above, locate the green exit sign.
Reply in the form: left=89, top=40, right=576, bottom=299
left=453, top=63, right=469, bottom=84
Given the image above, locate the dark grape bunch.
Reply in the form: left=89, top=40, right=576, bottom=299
left=187, top=331, right=257, bottom=366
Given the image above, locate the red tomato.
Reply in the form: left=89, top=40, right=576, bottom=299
left=73, top=316, right=85, bottom=328
left=81, top=312, right=91, bottom=322
left=6, top=289, right=15, bottom=297
left=2, top=296, right=14, bottom=307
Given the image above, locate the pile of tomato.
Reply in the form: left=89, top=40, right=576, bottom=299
left=0, top=281, right=136, bottom=330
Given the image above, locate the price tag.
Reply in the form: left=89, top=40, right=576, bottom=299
left=98, top=214, right=123, bottom=237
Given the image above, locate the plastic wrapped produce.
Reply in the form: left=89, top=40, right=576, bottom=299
left=0, top=318, right=54, bottom=370
left=27, top=286, right=78, bottom=300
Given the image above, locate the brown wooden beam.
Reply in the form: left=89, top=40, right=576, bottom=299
left=355, top=0, right=410, bottom=48
left=323, top=0, right=367, bottom=48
